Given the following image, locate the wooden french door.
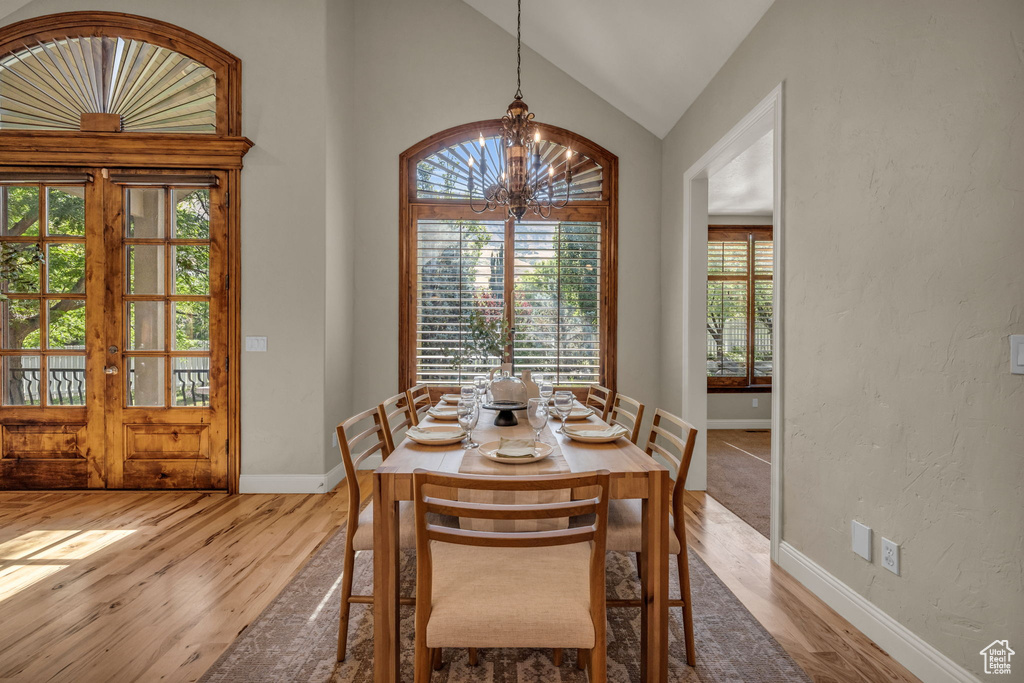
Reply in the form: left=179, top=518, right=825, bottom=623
left=0, top=169, right=230, bottom=490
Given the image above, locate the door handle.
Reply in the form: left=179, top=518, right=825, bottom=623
left=104, top=366, right=119, bottom=375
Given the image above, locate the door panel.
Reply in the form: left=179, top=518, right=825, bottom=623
left=0, top=175, right=101, bottom=488
left=105, top=172, right=228, bottom=490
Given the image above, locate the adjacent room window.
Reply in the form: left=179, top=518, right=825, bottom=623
left=707, top=225, right=772, bottom=389
left=400, top=122, right=617, bottom=390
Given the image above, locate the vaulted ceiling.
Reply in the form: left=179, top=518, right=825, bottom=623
left=462, top=0, right=775, bottom=138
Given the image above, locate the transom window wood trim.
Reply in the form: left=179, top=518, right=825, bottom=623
left=707, top=225, right=773, bottom=391
left=399, top=120, right=618, bottom=393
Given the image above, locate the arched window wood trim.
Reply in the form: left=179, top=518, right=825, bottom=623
left=399, top=120, right=618, bottom=396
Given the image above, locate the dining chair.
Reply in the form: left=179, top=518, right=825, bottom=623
left=607, top=392, right=645, bottom=444
left=378, top=392, right=415, bottom=454
left=585, top=384, right=614, bottom=421
left=412, top=469, right=611, bottom=682
left=335, top=406, right=420, bottom=662
left=406, top=384, right=433, bottom=425
left=606, top=409, right=697, bottom=665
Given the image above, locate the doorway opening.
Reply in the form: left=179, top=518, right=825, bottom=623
left=681, top=84, right=783, bottom=558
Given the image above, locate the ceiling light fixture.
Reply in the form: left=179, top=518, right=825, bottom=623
left=468, top=0, right=573, bottom=219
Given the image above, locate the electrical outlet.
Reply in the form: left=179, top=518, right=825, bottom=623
left=882, top=538, right=900, bottom=575
left=852, top=520, right=872, bottom=561
left=752, top=398, right=759, bottom=408
left=245, top=336, right=267, bottom=352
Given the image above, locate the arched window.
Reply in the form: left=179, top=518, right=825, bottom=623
left=399, top=121, right=617, bottom=392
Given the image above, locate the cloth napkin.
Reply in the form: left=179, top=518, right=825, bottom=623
left=428, top=406, right=458, bottom=417
left=564, top=425, right=628, bottom=439
left=408, top=426, right=463, bottom=441
left=555, top=407, right=592, bottom=420
left=496, top=437, right=537, bottom=458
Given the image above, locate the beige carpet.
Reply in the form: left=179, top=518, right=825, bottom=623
left=707, top=430, right=771, bottom=538
left=200, top=518, right=808, bottom=682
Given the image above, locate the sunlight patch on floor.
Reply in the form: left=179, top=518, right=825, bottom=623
left=0, top=529, right=136, bottom=603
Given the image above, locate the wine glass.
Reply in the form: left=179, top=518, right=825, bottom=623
left=460, top=384, right=476, bottom=402
left=526, top=398, right=548, bottom=443
left=553, top=391, right=573, bottom=434
left=474, top=374, right=488, bottom=402
left=457, top=399, right=479, bottom=449
left=538, top=377, right=553, bottom=404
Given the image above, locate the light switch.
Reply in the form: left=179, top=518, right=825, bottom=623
left=245, top=336, right=267, bottom=352
left=852, top=520, right=872, bottom=562
left=1011, top=335, right=1024, bottom=375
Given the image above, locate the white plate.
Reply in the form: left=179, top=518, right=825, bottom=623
left=440, top=394, right=468, bottom=404
left=563, top=426, right=629, bottom=443
left=406, top=426, right=466, bottom=445
left=478, top=440, right=553, bottom=464
left=427, top=407, right=459, bottom=421
left=552, top=407, right=594, bottom=421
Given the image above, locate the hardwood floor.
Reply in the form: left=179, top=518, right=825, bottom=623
left=0, top=477, right=919, bottom=683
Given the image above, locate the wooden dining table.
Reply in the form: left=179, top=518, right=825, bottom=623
left=372, top=400, right=671, bottom=682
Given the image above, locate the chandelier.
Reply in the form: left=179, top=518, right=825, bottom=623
left=467, top=0, right=573, bottom=220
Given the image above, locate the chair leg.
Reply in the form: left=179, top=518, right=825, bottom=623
left=553, top=648, right=563, bottom=666
left=432, top=647, right=443, bottom=670
left=576, top=648, right=588, bottom=670
left=336, top=535, right=357, bottom=662
left=678, top=549, right=696, bottom=666
left=468, top=647, right=478, bottom=666
left=414, top=639, right=433, bottom=681
left=589, top=647, right=606, bottom=682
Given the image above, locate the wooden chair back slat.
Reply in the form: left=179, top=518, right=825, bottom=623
left=378, top=392, right=414, bottom=454
left=585, top=385, right=614, bottom=421
left=426, top=525, right=598, bottom=548
left=405, top=384, right=432, bottom=425
left=643, top=409, right=698, bottom=507
left=423, top=496, right=601, bottom=520
left=608, top=393, right=645, bottom=444
left=336, top=406, right=389, bottom=518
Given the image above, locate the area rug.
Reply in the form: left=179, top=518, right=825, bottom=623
left=707, top=430, right=771, bottom=538
left=200, top=521, right=808, bottom=682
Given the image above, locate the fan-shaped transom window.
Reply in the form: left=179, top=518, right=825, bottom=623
left=416, top=134, right=603, bottom=201
left=0, top=36, right=216, bottom=133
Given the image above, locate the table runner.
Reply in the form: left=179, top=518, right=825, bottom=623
left=456, top=408, right=571, bottom=532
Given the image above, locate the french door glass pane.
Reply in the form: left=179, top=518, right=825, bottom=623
left=45, top=243, right=85, bottom=293
left=46, top=187, right=86, bottom=236
left=2, top=186, right=39, bottom=237
left=126, top=188, right=165, bottom=238
left=46, top=355, right=86, bottom=405
left=173, top=357, right=210, bottom=406
left=126, top=356, right=164, bottom=407
left=2, top=299, right=40, bottom=349
left=127, top=245, right=165, bottom=294
left=47, top=301, right=86, bottom=349
left=172, top=189, right=210, bottom=239
left=0, top=245, right=41, bottom=293
left=172, top=245, right=209, bottom=295
left=127, top=302, right=165, bottom=351
left=173, top=302, right=209, bottom=351
left=2, top=355, right=40, bottom=405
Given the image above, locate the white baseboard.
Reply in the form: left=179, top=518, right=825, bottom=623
left=239, top=460, right=348, bottom=494
left=707, top=419, right=771, bottom=430
left=239, top=458, right=379, bottom=494
left=777, top=542, right=980, bottom=683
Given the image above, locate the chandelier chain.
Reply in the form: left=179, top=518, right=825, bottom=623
left=515, top=0, right=523, bottom=100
